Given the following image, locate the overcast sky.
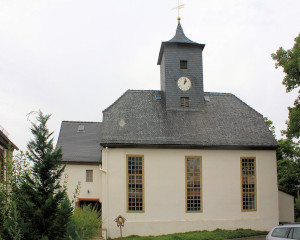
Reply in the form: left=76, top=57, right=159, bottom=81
left=0, top=0, right=299, bottom=151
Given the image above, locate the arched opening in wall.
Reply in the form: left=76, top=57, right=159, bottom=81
left=76, top=198, right=102, bottom=216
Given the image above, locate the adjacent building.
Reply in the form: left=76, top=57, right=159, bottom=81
left=0, top=126, right=19, bottom=181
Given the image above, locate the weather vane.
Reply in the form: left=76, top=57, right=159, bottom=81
left=172, top=0, right=185, bottom=20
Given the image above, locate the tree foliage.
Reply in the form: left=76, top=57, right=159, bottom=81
left=264, top=117, right=276, bottom=138
left=277, top=138, right=300, bottom=162
left=272, top=34, right=300, bottom=138
left=264, top=117, right=300, bottom=197
left=271, top=34, right=300, bottom=93
left=286, top=95, right=300, bottom=138
left=14, top=111, right=72, bottom=240
left=0, top=150, right=30, bottom=239
left=0, top=111, right=102, bottom=239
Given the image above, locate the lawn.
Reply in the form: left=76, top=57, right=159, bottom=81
left=112, top=228, right=267, bottom=240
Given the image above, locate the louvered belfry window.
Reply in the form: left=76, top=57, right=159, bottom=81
left=241, top=157, right=257, bottom=211
left=186, top=156, right=202, bottom=212
left=181, top=97, right=190, bottom=107
left=127, top=155, right=144, bottom=212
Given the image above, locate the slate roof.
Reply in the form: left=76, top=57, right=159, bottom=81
left=57, top=121, right=102, bottom=163
left=167, top=21, right=197, bottom=44
left=158, top=21, right=205, bottom=65
left=100, top=90, right=278, bottom=149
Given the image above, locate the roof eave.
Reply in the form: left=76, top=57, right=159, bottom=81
left=0, top=131, right=19, bottom=150
left=62, top=161, right=101, bottom=165
left=100, top=142, right=278, bottom=150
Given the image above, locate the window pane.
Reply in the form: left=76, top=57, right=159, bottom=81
left=271, top=227, right=290, bottom=238
left=241, top=158, right=256, bottom=211
left=180, top=97, right=190, bottom=107
left=127, top=155, right=144, bottom=212
left=86, top=170, right=93, bottom=182
left=186, top=156, right=202, bottom=212
left=293, top=227, right=300, bottom=239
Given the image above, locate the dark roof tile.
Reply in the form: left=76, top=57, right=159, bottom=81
left=57, top=121, right=102, bottom=163
left=100, top=90, right=278, bottom=149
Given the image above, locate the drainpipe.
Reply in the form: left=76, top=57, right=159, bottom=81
left=99, top=146, right=109, bottom=238
left=106, top=146, right=109, bottom=238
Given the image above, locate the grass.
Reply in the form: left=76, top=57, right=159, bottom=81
left=112, top=228, right=268, bottom=240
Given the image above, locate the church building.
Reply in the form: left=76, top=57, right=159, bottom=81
left=57, top=19, right=279, bottom=239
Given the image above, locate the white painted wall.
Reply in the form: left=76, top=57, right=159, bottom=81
left=64, top=164, right=103, bottom=204
left=278, top=190, right=294, bottom=223
left=101, top=148, right=279, bottom=238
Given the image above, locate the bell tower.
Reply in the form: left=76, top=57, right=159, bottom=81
left=157, top=19, right=205, bottom=110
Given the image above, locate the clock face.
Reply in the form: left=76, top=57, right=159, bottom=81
left=177, top=77, right=191, bottom=91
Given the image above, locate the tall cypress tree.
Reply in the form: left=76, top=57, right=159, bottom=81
left=16, top=111, right=72, bottom=240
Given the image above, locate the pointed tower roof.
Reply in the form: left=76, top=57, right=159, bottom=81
left=167, top=20, right=196, bottom=44
left=157, top=19, right=205, bottom=65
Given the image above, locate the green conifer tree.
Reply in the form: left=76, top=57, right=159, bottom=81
left=15, top=111, right=72, bottom=240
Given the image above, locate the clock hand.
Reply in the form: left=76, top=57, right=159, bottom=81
left=184, top=79, right=187, bottom=85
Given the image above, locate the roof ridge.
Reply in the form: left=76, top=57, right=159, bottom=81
left=103, top=90, right=163, bottom=112
left=62, top=121, right=102, bottom=124
left=204, top=92, right=233, bottom=96
left=103, top=90, right=129, bottom=112
left=230, top=94, right=263, bottom=117
left=127, top=89, right=161, bottom=93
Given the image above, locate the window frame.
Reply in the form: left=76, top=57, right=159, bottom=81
left=185, top=155, right=203, bottom=213
left=180, top=97, right=190, bottom=107
left=126, top=154, right=145, bottom=213
left=86, top=169, right=93, bottom=182
left=240, top=157, right=257, bottom=212
left=180, top=60, right=188, bottom=69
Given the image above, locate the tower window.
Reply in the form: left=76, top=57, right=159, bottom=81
left=181, top=97, right=190, bottom=107
left=180, top=60, right=188, bottom=69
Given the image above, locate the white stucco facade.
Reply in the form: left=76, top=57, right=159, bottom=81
left=100, top=148, right=279, bottom=238
left=64, top=163, right=103, bottom=204
left=278, top=190, right=294, bottom=223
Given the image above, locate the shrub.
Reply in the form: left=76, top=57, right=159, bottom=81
left=65, top=205, right=101, bottom=240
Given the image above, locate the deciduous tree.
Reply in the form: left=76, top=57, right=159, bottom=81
left=271, top=34, right=300, bottom=138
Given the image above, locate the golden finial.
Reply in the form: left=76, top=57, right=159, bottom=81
left=171, top=1, right=184, bottom=20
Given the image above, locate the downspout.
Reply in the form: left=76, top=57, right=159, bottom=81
left=99, top=146, right=109, bottom=239
left=105, top=147, right=109, bottom=238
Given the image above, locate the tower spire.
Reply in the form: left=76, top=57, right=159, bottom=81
left=168, top=20, right=195, bottom=44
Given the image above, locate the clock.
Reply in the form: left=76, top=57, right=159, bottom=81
left=177, top=76, right=191, bottom=91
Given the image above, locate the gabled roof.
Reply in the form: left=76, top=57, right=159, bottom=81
left=57, top=121, right=102, bottom=163
left=100, top=90, right=278, bottom=149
